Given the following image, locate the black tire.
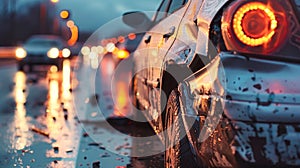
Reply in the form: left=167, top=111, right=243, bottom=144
left=161, top=64, right=193, bottom=127
left=165, top=90, right=200, bottom=168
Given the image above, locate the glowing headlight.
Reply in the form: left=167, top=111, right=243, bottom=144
left=15, top=48, right=27, bottom=59
left=62, top=48, right=71, bottom=58
left=47, top=48, right=59, bottom=58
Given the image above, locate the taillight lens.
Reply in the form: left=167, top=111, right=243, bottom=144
left=222, top=0, right=293, bottom=55
left=233, top=2, right=278, bottom=47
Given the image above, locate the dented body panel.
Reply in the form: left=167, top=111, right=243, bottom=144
left=131, top=0, right=300, bottom=166
left=180, top=52, right=300, bottom=166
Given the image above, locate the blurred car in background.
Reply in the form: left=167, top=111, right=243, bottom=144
left=125, top=0, right=300, bottom=167
left=15, top=35, right=72, bottom=71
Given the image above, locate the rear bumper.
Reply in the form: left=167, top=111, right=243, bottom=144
left=182, top=52, right=300, bottom=121
left=18, top=57, right=62, bottom=66
left=225, top=99, right=300, bottom=123
left=179, top=52, right=300, bottom=166
left=223, top=98, right=300, bottom=165
left=231, top=120, right=300, bottom=165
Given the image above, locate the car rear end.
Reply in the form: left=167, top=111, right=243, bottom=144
left=182, top=0, right=300, bottom=166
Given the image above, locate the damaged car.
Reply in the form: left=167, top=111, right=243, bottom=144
left=124, top=0, right=300, bottom=167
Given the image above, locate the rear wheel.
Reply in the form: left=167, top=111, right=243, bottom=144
left=165, top=90, right=200, bottom=168
left=161, top=64, right=193, bottom=128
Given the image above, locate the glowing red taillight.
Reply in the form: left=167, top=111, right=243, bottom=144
left=222, top=0, right=290, bottom=55
left=233, top=2, right=277, bottom=46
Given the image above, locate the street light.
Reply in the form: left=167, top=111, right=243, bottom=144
left=60, top=10, right=70, bottom=20
left=66, top=20, right=78, bottom=46
left=51, top=0, right=59, bottom=3
left=66, top=20, right=74, bottom=28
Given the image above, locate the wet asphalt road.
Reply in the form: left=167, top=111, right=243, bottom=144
left=0, top=59, right=81, bottom=167
left=0, top=58, right=164, bottom=168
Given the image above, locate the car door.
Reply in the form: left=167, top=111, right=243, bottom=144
left=133, top=0, right=170, bottom=117
left=134, top=0, right=190, bottom=126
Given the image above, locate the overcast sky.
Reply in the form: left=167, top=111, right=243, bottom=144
left=12, top=0, right=161, bottom=32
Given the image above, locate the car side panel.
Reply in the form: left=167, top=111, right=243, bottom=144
left=133, top=0, right=192, bottom=133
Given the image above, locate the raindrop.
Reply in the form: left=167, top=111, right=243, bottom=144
left=99, top=146, right=106, bottom=150
left=88, top=143, right=99, bottom=146
left=92, top=161, right=100, bottom=168
left=54, top=147, right=59, bottom=153
left=265, top=89, right=270, bottom=93
left=66, top=150, right=73, bottom=154
left=64, top=114, right=68, bottom=120
left=226, top=95, right=232, bottom=100
left=253, top=84, right=262, bottom=90
left=242, top=88, right=249, bottom=92
left=100, top=153, right=110, bottom=157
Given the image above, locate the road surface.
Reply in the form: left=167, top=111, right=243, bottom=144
left=0, top=58, right=164, bottom=168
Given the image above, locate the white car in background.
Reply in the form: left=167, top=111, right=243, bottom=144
left=16, top=35, right=71, bottom=71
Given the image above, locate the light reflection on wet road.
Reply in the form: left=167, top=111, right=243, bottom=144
left=0, top=58, right=164, bottom=167
left=74, top=54, right=164, bottom=167
left=0, top=60, right=81, bottom=167
left=12, top=71, right=31, bottom=151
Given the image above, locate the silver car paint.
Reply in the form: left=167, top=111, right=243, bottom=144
left=133, top=0, right=300, bottom=165
left=133, top=0, right=192, bottom=132
left=179, top=52, right=300, bottom=165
